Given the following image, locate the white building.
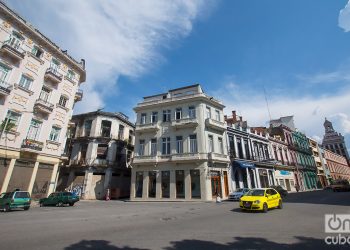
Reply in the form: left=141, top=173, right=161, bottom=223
left=0, top=2, right=86, bottom=198
left=131, top=84, right=230, bottom=201
left=57, top=111, right=135, bottom=200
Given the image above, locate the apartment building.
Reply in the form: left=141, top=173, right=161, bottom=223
left=309, top=138, right=328, bottom=188
left=0, top=2, right=86, bottom=198
left=57, top=111, right=135, bottom=200
left=323, top=149, right=350, bottom=182
left=131, top=84, right=230, bottom=201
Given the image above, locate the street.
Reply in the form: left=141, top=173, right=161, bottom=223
left=0, top=190, right=349, bottom=250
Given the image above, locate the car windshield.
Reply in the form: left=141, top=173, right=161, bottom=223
left=245, top=189, right=265, bottom=196
left=15, top=192, right=30, bottom=198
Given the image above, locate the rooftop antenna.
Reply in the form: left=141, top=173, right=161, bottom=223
left=263, top=85, right=272, bottom=123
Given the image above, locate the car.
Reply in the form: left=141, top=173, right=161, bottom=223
left=330, top=179, right=350, bottom=192
left=239, top=188, right=282, bottom=213
left=0, top=191, right=31, bottom=212
left=39, top=192, right=79, bottom=207
left=270, top=185, right=288, bottom=198
left=228, top=188, right=250, bottom=201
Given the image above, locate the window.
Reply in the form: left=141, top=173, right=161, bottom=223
left=148, top=171, right=157, bottom=198
left=189, top=134, right=197, bottom=153
left=3, top=110, right=21, bottom=131
left=139, top=140, right=145, bottom=156
left=100, top=120, right=111, bottom=137
left=0, top=64, right=10, bottom=84
left=176, top=136, right=183, bottom=154
left=7, top=31, right=24, bottom=50
left=150, top=139, right=157, bottom=156
left=215, top=110, right=220, bottom=121
left=190, top=170, right=201, bottom=198
left=50, top=58, right=60, bottom=72
left=140, top=113, right=147, bottom=124
left=31, top=45, right=43, bottom=59
left=218, top=137, right=224, bottom=154
left=151, top=112, right=158, bottom=123
left=49, top=126, right=61, bottom=142
left=18, top=75, right=33, bottom=90
left=27, top=119, right=42, bottom=140
left=163, top=110, right=171, bottom=122
left=66, top=69, right=75, bottom=80
left=161, top=171, right=170, bottom=198
left=208, top=135, right=214, bottom=153
left=97, top=144, right=108, bottom=159
left=176, top=170, right=185, bottom=198
left=118, top=125, right=124, bottom=140
left=58, top=95, right=69, bottom=107
left=228, top=136, right=236, bottom=157
left=206, top=107, right=211, bottom=119
left=237, top=138, right=244, bottom=159
left=39, top=86, right=51, bottom=102
left=162, top=137, right=171, bottom=155
left=244, top=139, right=250, bottom=159
left=188, top=106, right=196, bottom=118
left=175, top=108, right=182, bottom=120
left=84, top=120, right=92, bottom=137
left=135, top=172, right=143, bottom=198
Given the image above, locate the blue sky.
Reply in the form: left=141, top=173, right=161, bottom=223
left=6, top=0, right=350, bottom=151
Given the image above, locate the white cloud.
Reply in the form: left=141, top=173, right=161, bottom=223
left=6, top=0, right=214, bottom=113
left=339, top=0, right=350, bottom=32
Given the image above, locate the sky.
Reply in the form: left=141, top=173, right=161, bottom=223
left=6, top=0, right=350, bottom=152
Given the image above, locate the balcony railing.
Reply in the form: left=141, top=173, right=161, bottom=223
left=21, top=138, right=44, bottom=152
left=1, top=40, right=25, bottom=61
left=171, top=117, right=198, bottom=129
left=135, top=123, right=159, bottom=133
left=74, top=89, right=83, bottom=102
left=34, top=98, right=54, bottom=114
left=44, top=67, right=62, bottom=83
left=205, top=118, right=226, bottom=132
left=0, top=80, right=12, bottom=96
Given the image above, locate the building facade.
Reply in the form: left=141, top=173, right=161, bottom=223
left=323, top=149, right=350, bottom=182
left=131, top=84, right=230, bottom=201
left=322, top=118, right=350, bottom=163
left=57, top=111, right=135, bottom=200
left=309, top=138, right=328, bottom=188
left=0, top=2, right=86, bottom=198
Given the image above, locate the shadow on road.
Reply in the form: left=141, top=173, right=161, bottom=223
left=283, top=190, right=350, bottom=206
left=65, top=236, right=338, bottom=250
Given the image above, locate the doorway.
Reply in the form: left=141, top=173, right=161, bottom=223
left=211, top=171, right=222, bottom=198
left=285, top=179, right=291, bottom=191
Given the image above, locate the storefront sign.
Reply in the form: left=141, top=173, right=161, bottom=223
left=280, top=170, right=291, bottom=176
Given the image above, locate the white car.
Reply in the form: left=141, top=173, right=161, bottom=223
left=228, top=188, right=250, bottom=201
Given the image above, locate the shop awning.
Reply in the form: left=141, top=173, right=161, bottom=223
left=233, top=160, right=255, bottom=169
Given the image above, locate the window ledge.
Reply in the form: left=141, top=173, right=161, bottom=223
left=13, top=83, right=34, bottom=96
left=64, top=76, right=76, bottom=85
left=56, top=103, right=69, bottom=112
left=26, top=52, right=45, bottom=65
left=46, top=140, right=61, bottom=146
left=3, top=130, right=20, bottom=136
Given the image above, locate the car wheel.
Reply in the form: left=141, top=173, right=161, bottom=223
left=69, top=202, right=74, bottom=207
left=278, top=200, right=283, bottom=209
left=263, top=203, right=268, bottom=213
left=4, top=204, right=10, bottom=212
left=57, top=201, right=64, bottom=207
left=24, top=207, right=30, bottom=211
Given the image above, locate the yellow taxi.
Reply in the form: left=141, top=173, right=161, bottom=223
left=239, top=188, right=282, bottom=213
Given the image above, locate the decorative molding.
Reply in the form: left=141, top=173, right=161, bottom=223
left=44, top=52, right=52, bottom=61
left=46, top=140, right=61, bottom=151
left=11, top=93, right=28, bottom=107
left=2, top=21, right=11, bottom=30
left=62, top=83, right=73, bottom=96
left=25, top=61, right=39, bottom=74
left=54, top=110, right=66, bottom=124
left=26, top=38, right=33, bottom=45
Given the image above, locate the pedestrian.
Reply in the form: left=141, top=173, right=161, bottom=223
left=215, top=191, right=222, bottom=203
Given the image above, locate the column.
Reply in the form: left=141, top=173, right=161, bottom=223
left=246, top=168, right=252, bottom=189
left=130, top=169, right=136, bottom=200
left=247, top=140, right=253, bottom=160
left=83, top=168, right=93, bottom=199
left=184, top=169, right=191, bottom=200
left=104, top=168, right=112, bottom=190
left=67, top=170, right=75, bottom=190
left=28, top=161, right=39, bottom=195
left=47, top=163, right=59, bottom=195
left=238, top=169, right=243, bottom=188
left=252, top=168, right=257, bottom=188
left=233, top=135, right=238, bottom=158
left=255, top=168, right=261, bottom=188
left=170, top=170, right=176, bottom=199
left=241, top=138, right=247, bottom=159
left=142, top=171, right=148, bottom=199
left=0, top=158, right=16, bottom=193
left=156, top=171, right=161, bottom=199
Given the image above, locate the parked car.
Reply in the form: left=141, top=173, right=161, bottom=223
left=330, top=179, right=350, bottom=192
left=0, top=191, right=31, bottom=212
left=270, top=185, right=288, bottom=198
left=39, top=192, right=79, bottom=207
left=239, top=188, right=282, bottom=213
left=228, top=188, right=250, bottom=201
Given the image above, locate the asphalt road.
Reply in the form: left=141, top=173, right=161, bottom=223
left=0, top=190, right=349, bottom=250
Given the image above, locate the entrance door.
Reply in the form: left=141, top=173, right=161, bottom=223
left=223, top=171, right=229, bottom=197
left=211, top=172, right=222, bottom=198
left=285, top=179, right=291, bottom=191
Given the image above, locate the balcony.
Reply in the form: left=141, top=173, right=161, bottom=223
left=74, top=89, right=83, bottom=102
left=44, top=68, right=62, bottom=84
left=171, top=118, right=198, bottom=129
left=205, top=118, right=226, bottom=132
left=34, top=99, right=54, bottom=114
left=208, top=152, right=230, bottom=163
left=0, top=80, right=12, bottom=96
left=172, top=153, right=207, bottom=162
left=21, top=138, right=44, bottom=152
left=70, top=158, right=88, bottom=166
left=135, top=123, right=159, bottom=133
left=0, top=40, right=25, bottom=61
left=133, top=155, right=158, bottom=164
